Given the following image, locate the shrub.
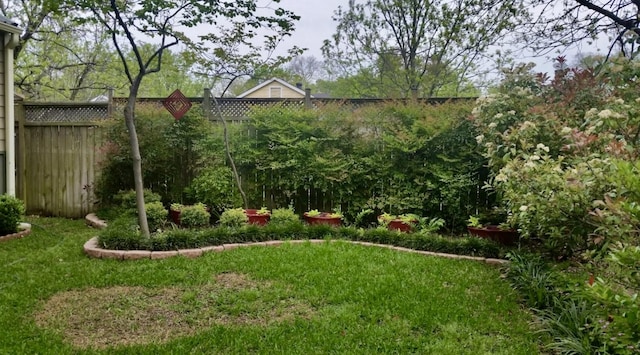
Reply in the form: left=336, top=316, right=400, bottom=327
left=170, top=203, right=184, bottom=212
left=162, top=229, right=201, bottom=249
left=96, top=189, right=162, bottom=222
left=114, top=188, right=161, bottom=208
left=186, top=166, right=241, bottom=214
left=96, top=106, right=210, bottom=204
left=219, top=208, right=248, bottom=227
left=0, top=195, right=25, bottom=235
left=471, top=60, right=640, bottom=257
left=179, top=203, right=210, bottom=228
left=270, top=207, right=300, bottom=225
left=98, top=216, right=144, bottom=250
left=145, top=201, right=168, bottom=231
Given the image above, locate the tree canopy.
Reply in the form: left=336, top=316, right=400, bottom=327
left=322, top=0, right=526, bottom=98
left=522, top=1, right=640, bottom=59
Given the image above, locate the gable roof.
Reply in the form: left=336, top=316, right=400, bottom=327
left=236, top=77, right=311, bottom=98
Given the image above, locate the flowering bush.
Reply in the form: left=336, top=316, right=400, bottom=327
left=473, top=59, right=640, bottom=257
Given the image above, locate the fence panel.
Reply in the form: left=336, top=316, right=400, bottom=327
left=18, top=122, right=104, bottom=217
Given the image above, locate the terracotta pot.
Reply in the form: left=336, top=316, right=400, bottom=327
left=467, top=225, right=519, bottom=245
left=303, top=212, right=342, bottom=227
left=169, top=210, right=181, bottom=225
left=244, top=209, right=271, bottom=226
left=386, top=219, right=417, bottom=233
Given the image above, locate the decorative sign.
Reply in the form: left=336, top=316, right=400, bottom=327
left=163, top=89, right=192, bottom=120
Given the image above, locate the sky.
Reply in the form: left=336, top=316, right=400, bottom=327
left=276, top=0, right=343, bottom=58
left=273, top=0, right=607, bottom=77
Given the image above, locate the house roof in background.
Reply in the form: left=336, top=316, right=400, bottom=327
left=236, top=77, right=311, bottom=98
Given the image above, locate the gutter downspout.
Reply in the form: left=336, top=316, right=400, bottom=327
left=5, top=31, right=18, bottom=196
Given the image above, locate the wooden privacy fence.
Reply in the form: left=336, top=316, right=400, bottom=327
left=15, top=102, right=108, bottom=217
left=14, top=95, right=482, bottom=218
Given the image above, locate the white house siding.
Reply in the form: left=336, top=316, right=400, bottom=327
left=243, top=85, right=304, bottom=99
left=0, top=41, right=4, bottom=153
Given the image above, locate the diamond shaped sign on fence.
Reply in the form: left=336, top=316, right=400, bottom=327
left=163, top=89, right=192, bottom=120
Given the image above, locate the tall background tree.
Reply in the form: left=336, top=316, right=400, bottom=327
left=2, top=0, right=122, bottom=100
left=77, top=0, right=300, bottom=236
left=523, top=0, right=640, bottom=59
left=322, top=0, right=526, bottom=98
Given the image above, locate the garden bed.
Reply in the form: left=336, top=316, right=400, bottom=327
left=85, top=213, right=508, bottom=262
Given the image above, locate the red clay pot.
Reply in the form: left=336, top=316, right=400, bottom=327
left=467, top=225, right=519, bottom=245
left=303, top=212, right=342, bottom=227
left=244, top=209, right=271, bottom=226
left=386, top=219, right=416, bottom=233
left=169, top=210, right=181, bottom=225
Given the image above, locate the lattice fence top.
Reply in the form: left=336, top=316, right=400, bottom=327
left=21, top=97, right=476, bottom=123
left=209, top=98, right=306, bottom=121
left=23, top=103, right=109, bottom=122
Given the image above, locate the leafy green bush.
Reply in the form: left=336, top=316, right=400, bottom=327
left=114, top=188, right=162, bottom=210
left=96, top=105, right=209, bottom=205
left=270, top=207, right=300, bottom=225
left=179, top=203, right=210, bottom=228
left=536, top=298, right=607, bottom=354
left=162, top=229, right=201, bottom=249
left=186, top=166, right=241, bottom=214
left=98, top=216, right=144, bottom=250
left=219, top=208, right=248, bottom=227
left=472, top=59, right=640, bottom=257
left=100, top=189, right=163, bottom=220
left=0, top=194, right=25, bottom=235
left=145, top=201, right=168, bottom=231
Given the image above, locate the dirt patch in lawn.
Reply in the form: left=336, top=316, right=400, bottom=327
left=34, top=273, right=314, bottom=350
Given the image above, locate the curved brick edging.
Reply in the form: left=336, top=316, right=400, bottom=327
left=86, top=213, right=107, bottom=229
left=0, top=228, right=32, bottom=243
left=84, top=213, right=508, bottom=265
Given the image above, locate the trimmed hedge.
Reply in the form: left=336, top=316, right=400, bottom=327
left=0, top=195, right=26, bottom=235
left=98, top=221, right=506, bottom=258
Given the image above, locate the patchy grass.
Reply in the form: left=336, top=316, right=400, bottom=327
left=34, top=274, right=314, bottom=349
left=0, top=217, right=541, bottom=354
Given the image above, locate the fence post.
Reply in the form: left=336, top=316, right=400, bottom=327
left=107, top=87, right=114, bottom=118
left=203, top=88, right=211, bottom=119
left=304, top=88, right=312, bottom=109
left=15, top=101, right=26, bottom=204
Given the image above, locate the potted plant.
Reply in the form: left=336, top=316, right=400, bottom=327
left=244, top=207, right=271, bottom=225
left=467, top=212, right=519, bottom=245
left=377, top=213, right=419, bottom=233
left=179, top=203, right=211, bottom=228
left=303, top=209, right=342, bottom=227
left=169, top=203, right=184, bottom=225
left=219, top=208, right=249, bottom=227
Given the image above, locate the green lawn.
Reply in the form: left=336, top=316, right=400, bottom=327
left=0, top=217, right=540, bottom=354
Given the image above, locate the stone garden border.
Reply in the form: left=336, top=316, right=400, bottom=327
left=84, top=213, right=508, bottom=265
left=0, top=227, right=31, bottom=243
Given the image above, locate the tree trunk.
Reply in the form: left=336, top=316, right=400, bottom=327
left=124, top=87, right=150, bottom=237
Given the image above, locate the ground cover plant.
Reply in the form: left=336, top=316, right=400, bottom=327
left=0, top=217, right=539, bottom=354
left=97, top=216, right=505, bottom=258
